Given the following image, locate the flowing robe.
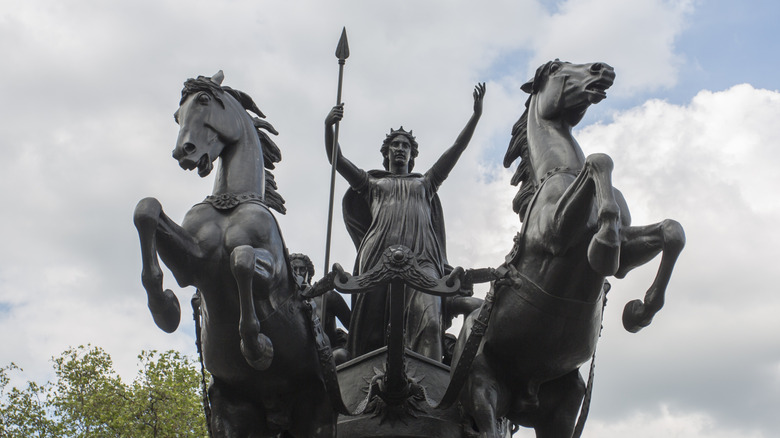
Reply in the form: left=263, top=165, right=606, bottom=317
left=343, top=169, right=448, bottom=359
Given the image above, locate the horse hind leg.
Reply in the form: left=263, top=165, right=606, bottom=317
left=618, top=220, right=686, bottom=332
left=531, top=370, right=586, bottom=438
left=289, top=385, right=337, bottom=438
left=208, top=377, right=266, bottom=437
left=133, top=197, right=181, bottom=333
left=461, top=356, right=505, bottom=438
left=230, top=245, right=274, bottom=370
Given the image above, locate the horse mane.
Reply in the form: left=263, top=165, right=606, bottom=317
left=503, top=103, right=537, bottom=219
left=503, top=60, right=557, bottom=220
left=181, top=77, right=286, bottom=214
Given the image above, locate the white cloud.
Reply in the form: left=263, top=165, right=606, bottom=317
left=583, top=405, right=766, bottom=438
left=8, top=1, right=779, bottom=436
left=491, top=84, right=780, bottom=438
left=528, top=0, right=695, bottom=95
left=572, top=84, right=780, bottom=435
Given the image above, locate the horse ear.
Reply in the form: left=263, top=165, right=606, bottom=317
left=211, top=70, right=225, bottom=85
left=522, top=60, right=554, bottom=95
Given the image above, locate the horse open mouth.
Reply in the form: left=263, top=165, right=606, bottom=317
left=586, top=78, right=613, bottom=100
left=196, top=153, right=214, bottom=177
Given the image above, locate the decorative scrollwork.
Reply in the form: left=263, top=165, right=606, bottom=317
left=202, top=192, right=265, bottom=210
left=329, top=245, right=465, bottom=296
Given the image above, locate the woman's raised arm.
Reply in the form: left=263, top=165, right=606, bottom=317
left=429, top=83, right=486, bottom=182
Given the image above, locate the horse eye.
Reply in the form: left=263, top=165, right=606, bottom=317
left=197, top=93, right=211, bottom=104
left=549, top=63, right=560, bottom=73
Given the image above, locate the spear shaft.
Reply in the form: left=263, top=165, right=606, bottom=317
left=323, top=28, right=349, bottom=323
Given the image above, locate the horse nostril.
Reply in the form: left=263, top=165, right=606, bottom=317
left=183, top=143, right=196, bottom=155
left=591, top=63, right=603, bottom=73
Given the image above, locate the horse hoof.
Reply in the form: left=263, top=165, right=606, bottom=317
left=149, top=289, right=180, bottom=333
left=240, top=335, right=274, bottom=370
left=622, top=299, right=653, bottom=333
left=588, top=236, right=620, bottom=276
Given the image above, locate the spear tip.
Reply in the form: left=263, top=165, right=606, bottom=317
left=335, top=27, right=350, bottom=61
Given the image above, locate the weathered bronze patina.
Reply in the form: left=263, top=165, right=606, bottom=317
left=134, top=52, right=685, bottom=438
left=452, top=61, right=685, bottom=437
left=134, top=72, right=337, bottom=437
left=324, top=83, right=485, bottom=362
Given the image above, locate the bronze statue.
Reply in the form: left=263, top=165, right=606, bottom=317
left=324, top=83, right=486, bottom=361
left=134, top=35, right=686, bottom=437
left=133, top=72, right=337, bottom=437
left=452, top=61, right=686, bottom=437
left=290, top=252, right=351, bottom=364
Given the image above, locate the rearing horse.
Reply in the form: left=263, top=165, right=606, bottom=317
left=453, top=61, right=685, bottom=438
left=133, top=71, right=336, bottom=437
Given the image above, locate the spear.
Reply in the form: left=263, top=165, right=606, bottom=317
left=322, top=27, right=349, bottom=323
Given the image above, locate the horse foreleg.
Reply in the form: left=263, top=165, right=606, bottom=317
left=230, top=245, right=274, bottom=370
left=133, top=197, right=182, bottom=333
left=618, top=220, right=686, bottom=333
left=553, top=153, right=621, bottom=276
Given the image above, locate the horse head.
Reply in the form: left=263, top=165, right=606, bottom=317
left=522, top=60, right=615, bottom=126
left=504, top=60, right=616, bottom=217
left=171, top=72, right=285, bottom=212
left=173, top=71, right=267, bottom=178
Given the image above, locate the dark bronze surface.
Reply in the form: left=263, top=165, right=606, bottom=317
left=134, top=72, right=337, bottom=437
left=325, top=83, right=485, bottom=362
left=135, top=55, right=684, bottom=438
left=452, top=61, right=685, bottom=437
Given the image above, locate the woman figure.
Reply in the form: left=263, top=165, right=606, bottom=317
left=324, top=83, right=485, bottom=361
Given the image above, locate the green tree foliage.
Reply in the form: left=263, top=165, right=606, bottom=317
left=0, top=345, right=208, bottom=438
left=127, top=350, right=207, bottom=437
left=50, top=346, right=128, bottom=437
left=0, top=363, right=57, bottom=437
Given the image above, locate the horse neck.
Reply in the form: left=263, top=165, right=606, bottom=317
left=212, top=120, right=265, bottom=196
left=526, top=99, right=586, bottom=178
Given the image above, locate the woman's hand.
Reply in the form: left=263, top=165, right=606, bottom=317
left=473, top=82, right=486, bottom=115
left=325, top=103, right=344, bottom=127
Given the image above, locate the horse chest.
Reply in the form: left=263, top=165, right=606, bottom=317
left=182, top=204, right=274, bottom=261
left=223, top=206, right=279, bottom=251
left=182, top=215, right=229, bottom=261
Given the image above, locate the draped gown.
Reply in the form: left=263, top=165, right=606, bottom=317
left=344, top=169, right=448, bottom=360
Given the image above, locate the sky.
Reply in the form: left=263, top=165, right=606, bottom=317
left=1, top=0, right=778, bottom=436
